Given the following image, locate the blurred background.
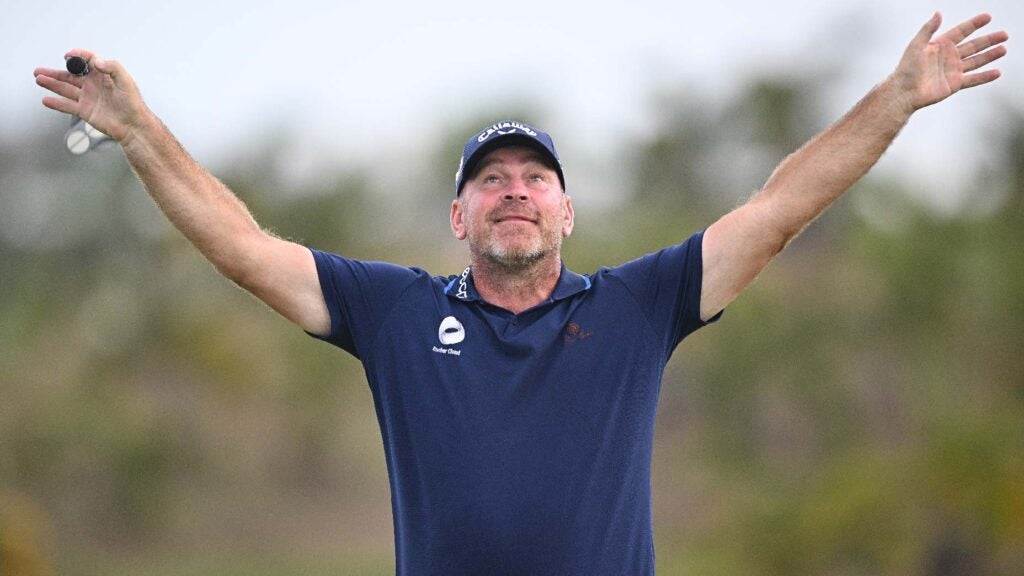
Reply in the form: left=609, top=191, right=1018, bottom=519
left=2, top=0, right=1022, bottom=574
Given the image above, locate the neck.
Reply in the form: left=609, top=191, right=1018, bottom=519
left=470, top=254, right=562, bottom=314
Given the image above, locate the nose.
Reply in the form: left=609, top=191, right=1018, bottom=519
left=503, top=177, right=530, bottom=202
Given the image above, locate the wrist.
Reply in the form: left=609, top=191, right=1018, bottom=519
left=119, top=108, right=162, bottom=153
left=878, top=75, right=918, bottom=119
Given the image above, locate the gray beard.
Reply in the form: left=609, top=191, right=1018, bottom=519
left=471, top=227, right=562, bottom=272
left=480, top=242, right=547, bottom=270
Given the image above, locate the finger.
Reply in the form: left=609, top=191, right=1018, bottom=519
left=64, top=48, right=97, bottom=63
left=958, top=30, right=1010, bottom=59
left=961, top=69, right=1001, bottom=90
left=34, top=73, right=82, bottom=101
left=941, top=13, right=992, bottom=45
left=32, top=66, right=85, bottom=88
left=40, top=95, right=79, bottom=116
left=963, top=45, right=1009, bottom=74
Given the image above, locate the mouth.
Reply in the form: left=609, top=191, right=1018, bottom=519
left=494, top=213, right=537, bottom=224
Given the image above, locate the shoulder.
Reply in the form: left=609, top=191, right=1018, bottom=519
left=308, top=249, right=453, bottom=301
left=602, top=230, right=706, bottom=281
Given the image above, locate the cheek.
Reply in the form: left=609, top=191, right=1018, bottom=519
left=461, top=203, right=488, bottom=233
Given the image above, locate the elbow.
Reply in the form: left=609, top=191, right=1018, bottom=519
left=203, top=229, right=268, bottom=289
left=213, top=258, right=252, bottom=288
left=750, top=194, right=807, bottom=256
left=220, top=244, right=268, bottom=291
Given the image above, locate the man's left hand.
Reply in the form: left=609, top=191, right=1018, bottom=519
left=891, top=12, right=1008, bottom=113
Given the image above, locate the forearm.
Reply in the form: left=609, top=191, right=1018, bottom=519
left=699, top=79, right=914, bottom=319
left=753, top=77, right=914, bottom=243
left=121, top=111, right=265, bottom=283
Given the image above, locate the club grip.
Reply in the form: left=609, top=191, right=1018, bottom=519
left=66, top=56, right=89, bottom=76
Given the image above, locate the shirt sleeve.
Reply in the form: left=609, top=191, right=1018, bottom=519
left=607, top=230, right=722, bottom=354
left=306, top=248, right=423, bottom=359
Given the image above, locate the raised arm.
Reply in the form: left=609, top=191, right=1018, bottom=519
left=699, top=12, right=1008, bottom=321
left=34, top=50, right=331, bottom=336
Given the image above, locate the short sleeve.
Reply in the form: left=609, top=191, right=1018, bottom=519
left=607, top=230, right=721, bottom=354
left=307, top=249, right=424, bottom=358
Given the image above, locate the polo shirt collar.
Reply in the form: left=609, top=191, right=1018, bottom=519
left=444, top=262, right=591, bottom=304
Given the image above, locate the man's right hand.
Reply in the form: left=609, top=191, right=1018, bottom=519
left=34, top=49, right=151, bottom=146
left=33, top=49, right=332, bottom=338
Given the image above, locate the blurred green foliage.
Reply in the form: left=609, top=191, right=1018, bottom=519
left=1, top=74, right=1022, bottom=575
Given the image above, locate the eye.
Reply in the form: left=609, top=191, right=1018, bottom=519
left=482, top=174, right=501, bottom=184
left=528, top=171, right=554, bottom=185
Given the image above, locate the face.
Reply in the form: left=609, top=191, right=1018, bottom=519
left=451, top=146, right=574, bottom=270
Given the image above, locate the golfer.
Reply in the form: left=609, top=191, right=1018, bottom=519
left=33, top=12, right=1007, bottom=575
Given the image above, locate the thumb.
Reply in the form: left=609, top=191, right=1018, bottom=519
left=90, top=57, right=117, bottom=76
left=911, top=12, right=943, bottom=48
left=90, top=57, right=139, bottom=95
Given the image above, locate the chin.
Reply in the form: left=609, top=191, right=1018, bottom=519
left=468, top=226, right=561, bottom=268
left=485, top=247, right=542, bottom=268
left=485, top=237, right=563, bottom=269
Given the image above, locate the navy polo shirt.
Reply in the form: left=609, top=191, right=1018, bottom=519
left=309, top=230, right=717, bottom=575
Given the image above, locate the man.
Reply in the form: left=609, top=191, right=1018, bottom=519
left=33, top=12, right=1007, bottom=575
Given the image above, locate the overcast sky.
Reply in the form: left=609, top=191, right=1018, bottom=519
left=4, top=0, right=1020, bottom=210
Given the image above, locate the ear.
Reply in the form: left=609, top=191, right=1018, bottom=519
left=561, top=194, right=575, bottom=238
left=451, top=198, right=468, bottom=240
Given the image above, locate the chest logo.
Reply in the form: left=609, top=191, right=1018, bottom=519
left=564, top=322, right=593, bottom=344
left=438, top=316, right=466, bottom=345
